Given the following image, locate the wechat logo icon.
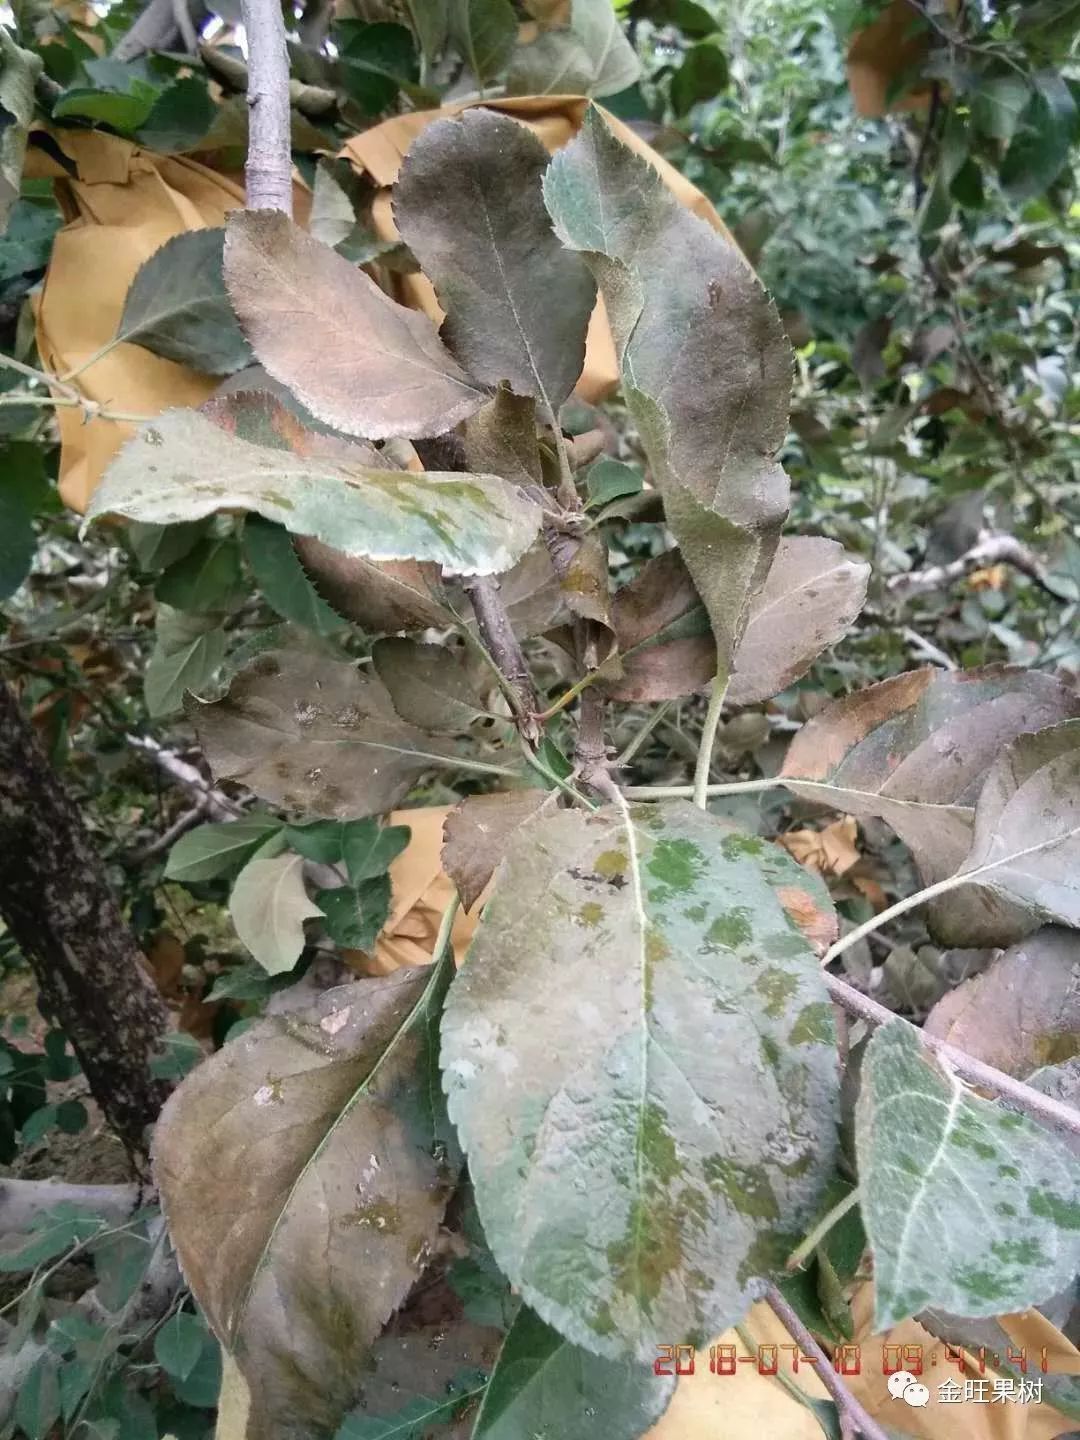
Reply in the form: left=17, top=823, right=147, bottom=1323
left=887, top=1371, right=930, bottom=1408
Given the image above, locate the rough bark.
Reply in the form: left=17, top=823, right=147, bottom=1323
left=0, top=683, right=172, bottom=1160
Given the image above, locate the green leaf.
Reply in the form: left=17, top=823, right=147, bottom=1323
left=372, top=638, right=489, bottom=733
left=14, top=1351, right=61, bottom=1440
left=53, top=80, right=158, bottom=132
left=856, top=1021, right=1080, bottom=1330
left=154, top=1312, right=207, bottom=1382
left=585, top=458, right=643, bottom=510
left=115, top=229, right=252, bottom=375
left=127, top=518, right=206, bottom=572
left=449, top=0, right=516, bottom=88
left=0, top=481, right=36, bottom=599
left=144, top=606, right=226, bottom=717
left=0, top=30, right=42, bottom=230
left=956, top=720, right=1080, bottom=927
left=229, top=852, right=321, bottom=975
left=155, top=949, right=461, bottom=1440
left=393, top=109, right=596, bottom=412
left=544, top=107, right=790, bottom=684
left=192, top=647, right=484, bottom=820
left=150, top=1031, right=204, bottom=1081
left=0, top=1204, right=113, bottom=1273
left=670, top=36, right=729, bottom=114
left=442, top=799, right=840, bottom=1359
left=342, top=820, right=411, bottom=884
left=155, top=535, right=243, bottom=613
left=316, top=874, right=392, bottom=950
left=336, top=21, right=422, bottom=114
left=1000, top=71, right=1078, bottom=200
left=165, top=815, right=284, bottom=882
left=90, top=407, right=540, bottom=578
left=0, top=199, right=60, bottom=284
left=474, top=1305, right=673, bottom=1439
left=243, top=515, right=346, bottom=634
left=285, top=819, right=346, bottom=865
left=508, top=0, right=641, bottom=98
left=134, top=74, right=216, bottom=152
left=972, top=74, right=1031, bottom=142
left=224, top=210, right=487, bottom=441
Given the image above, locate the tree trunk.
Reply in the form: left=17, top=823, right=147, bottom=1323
left=0, top=682, right=172, bottom=1161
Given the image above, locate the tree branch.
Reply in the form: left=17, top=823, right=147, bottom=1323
left=113, top=0, right=206, bottom=62
left=240, top=0, right=293, bottom=215
left=126, top=734, right=240, bottom=822
left=764, top=1284, right=892, bottom=1440
left=889, top=532, right=1066, bottom=601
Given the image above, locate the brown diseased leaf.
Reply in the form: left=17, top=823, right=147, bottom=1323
left=190, top=647, right=467, bottom=820
left=727, top=537, right=869, bottom=706
left=295, top=536, right=452, bottom=634
left=372, top=638, right=489, bottom=734
left=544, top=110, right=792, bottom=682
left=781, top=665, right=1080, bottom=945
left=924, top=927, right=1080, bottom=1077
left=603, top=537, right=867, bottom=705
left=154, top=963, right=458, bottom=1440
left=224, top=210, right=487, bottom=440
left=392, top=108, right=596, bottom=412
left=463, top=389, right=543, bottom=489
left=442, top=788, right=549, bottom=911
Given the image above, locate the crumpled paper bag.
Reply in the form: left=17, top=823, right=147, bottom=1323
left=28, top=129, right=312, bottom=514
left=34, top=98, right=732, bottom=513
left=350, top=804, right=485, bottom=975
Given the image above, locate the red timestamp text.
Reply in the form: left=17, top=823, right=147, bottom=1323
left=653, top=1343, right=1052, bottom=1378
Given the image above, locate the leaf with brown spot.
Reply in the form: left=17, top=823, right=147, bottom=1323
left=190, top=647, right=489, bottom=820
left=442, top=789, right=549, bottom=911
left=924, top=927, right=1080, bottom=1077
left=603, top=538, right=867, bottom=704
left=88, top=407, right=540, bottom=578
left=775, top=885, right=839, bottom=957
left=224, top=210, right=487, bottom=440
left=154, top=949, right=460, bottom=1440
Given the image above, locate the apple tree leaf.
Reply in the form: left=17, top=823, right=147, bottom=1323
left=190, top=647, right=496, bottom=820
left=115, top=229, right=252, bottom=376
left=544, top=107, right=791, bottom=682
left=856, top=1020, right=1080, bottom=1330
left=224, top=211, right=487, bottom=440
left=228, top=852, right=321, bottom=975
left=393, top=109, right=595, bottom=413
left=442, top=788, right=549, bottom=911
left=507, top=0, right=641, bottom=98
left=154, top=953, right=460, bottom=1440
left=372, top=638, right=489, bottom=734
left=441, top=799, right=840, bottom=1360
left=87, top=408, right=540, bottom=578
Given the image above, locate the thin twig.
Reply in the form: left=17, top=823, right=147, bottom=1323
left=240, top=0, right=293, bottom=215
left=889, top=532, right=1067, bottom=601
left=764, top=1283, right=892, bottom=1440
left=462, top=575, right=541, bottom=743
left=126, top=735, right=241, bottom=822
left=126, top=799, right=210, bottom=864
